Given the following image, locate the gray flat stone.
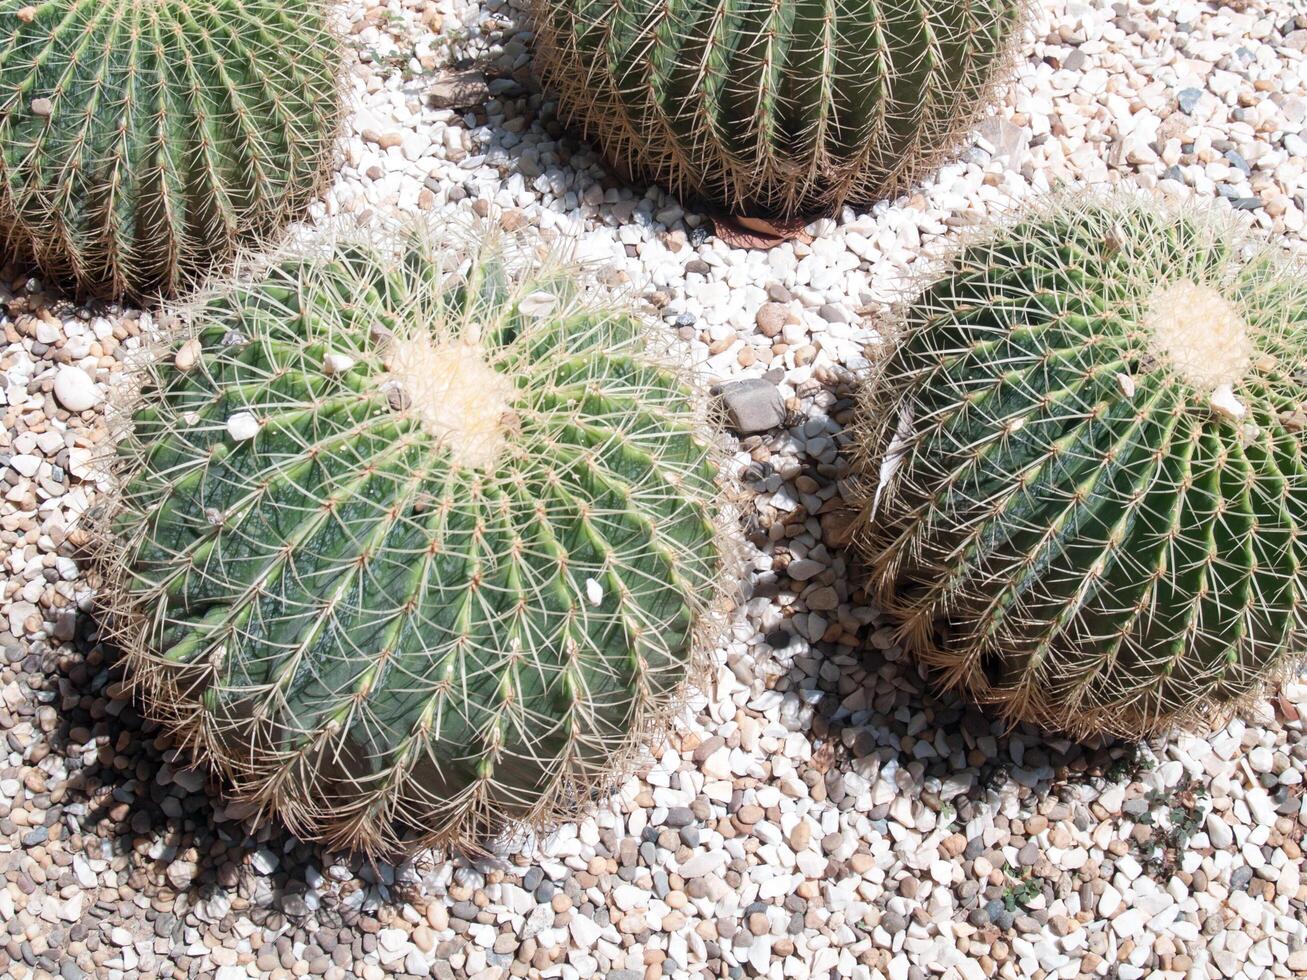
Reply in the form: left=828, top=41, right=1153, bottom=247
left=427, top=70, right=489, bottom=110
left=716, top=378, right=785, bottom=435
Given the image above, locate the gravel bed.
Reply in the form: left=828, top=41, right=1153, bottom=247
left=1, top=0, right=1305, bottom=978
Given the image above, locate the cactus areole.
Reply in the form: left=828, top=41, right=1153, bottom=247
left=99, top=229, right=727, bottom=854
left=533, top=0, right=1024, bottom=220
left=0, top=0, right=341, bottom=299
left=850, top=198, right=1307, bottom=739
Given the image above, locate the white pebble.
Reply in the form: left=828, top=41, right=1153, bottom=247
left=174, top=337, right=202, bottom=372
left=226, top=412, right=260, bottom=441
left=53, top=365, right=102, bottom=412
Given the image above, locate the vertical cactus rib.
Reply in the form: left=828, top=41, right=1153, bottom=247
left=533, top=0, right=1025, bottom=218
left=0, top=0, right=342, bottom=300
left=94, top=224, right=733, bottom=856
left=850, top=195, right=1307, bottom=740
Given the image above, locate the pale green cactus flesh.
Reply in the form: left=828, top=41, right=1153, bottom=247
left=533, top=0, right=1024, bottom=219
left=851, top=198, right=1307, bottom=739
left=101, top=229, right=727, bottom=854
left=0, top=0, right=341, bottom=299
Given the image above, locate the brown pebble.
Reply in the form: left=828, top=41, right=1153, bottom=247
left=735, top=804, right=764, bottom=826
left=849, top=851, right=874, bottom=874
left=755, top=303, right=790, bottom=338
left=500, top=209, right=528, bottom=232
left=940, top=833, right=967, bottom=858
left=788, top=822, right=811, bottom=851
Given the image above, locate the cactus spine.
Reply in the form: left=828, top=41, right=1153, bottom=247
left=96, top=226, right=730, bottom=854
left=849, top=197, right=1307, bottom=739
left=532, top=0, right=1025, bottom=220
left=0, top=0, right=342, bottom=299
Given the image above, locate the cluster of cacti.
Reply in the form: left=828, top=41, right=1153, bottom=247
left=849, top=196, right=1307, bottom=739
left=532, top=0, right=1025, bottom=220
left=95, top=227, right=729, bottom=854
left=0, top=0, right=341, bottom=299
left=37, top=0, right=1296, bottom=860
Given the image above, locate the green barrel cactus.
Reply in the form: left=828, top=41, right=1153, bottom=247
left=532, top=0, right=1024, bottom=220
left=849, top=197, right=1307, bottom=739
left=96, top=226, right=729, bottom=854
left=0, top=0, right=341, bottom=300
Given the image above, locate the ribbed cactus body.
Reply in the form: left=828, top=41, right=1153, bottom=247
left=100, top=228, right=727, bottom=854
left=850, top=198, right=1307, bottom=739
left=533, top=0, right=1023, bottom=219
left=0, top=0, right=341, bottom=299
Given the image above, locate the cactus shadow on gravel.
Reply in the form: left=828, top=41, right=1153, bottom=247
left=371, top=0, right=722, bottom=243
left=41, top=612, right=461, bottom=947
left=757, top=565, right=1170, bottom=926
left=730, top=378, right=1175, bottom=930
